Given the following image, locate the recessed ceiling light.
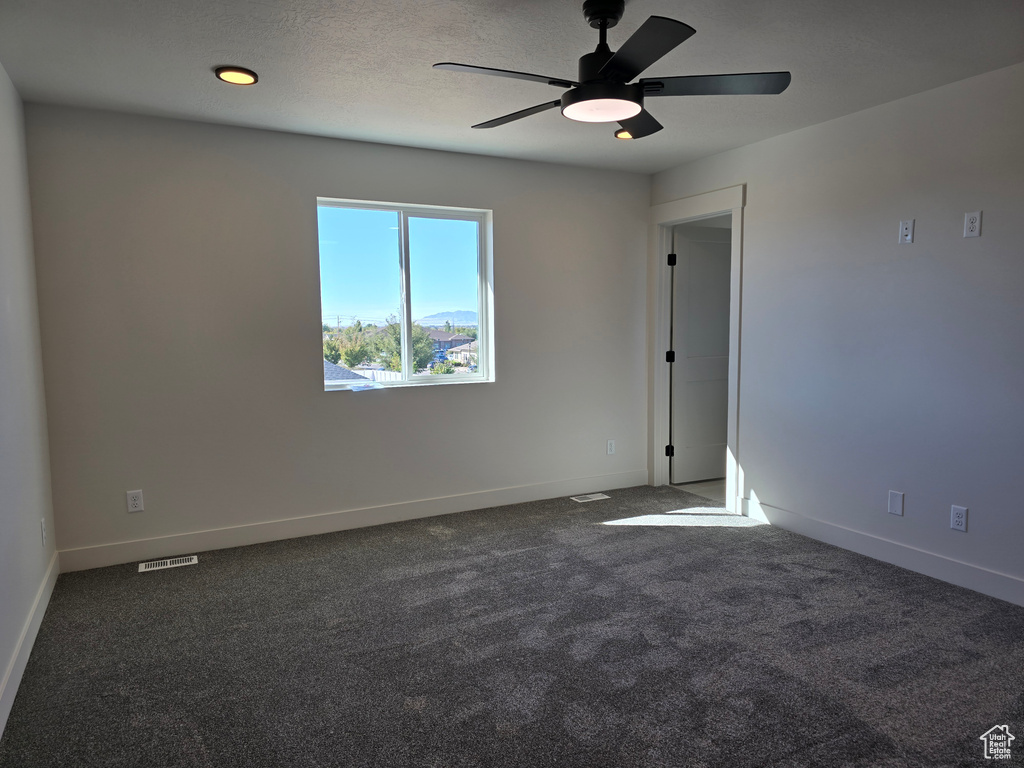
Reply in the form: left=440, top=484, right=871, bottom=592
left=614, top=129, right=633, bottom=140
left=215, top=67, right=258, bottom=86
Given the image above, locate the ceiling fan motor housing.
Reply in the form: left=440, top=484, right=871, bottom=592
left=578, top=48, right=615, bottom=83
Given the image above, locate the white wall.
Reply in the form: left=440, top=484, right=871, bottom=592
left=0, top=62, right=57, bottom=735
left=653, top=62, right=1024, bottom=604
left=24, top=105, right=650, bottom=570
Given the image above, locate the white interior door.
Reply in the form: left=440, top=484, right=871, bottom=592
left=670, top=223, right=731, bottom=484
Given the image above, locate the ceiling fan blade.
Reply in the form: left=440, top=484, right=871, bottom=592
left=434, top=62, right=576, bottom=89
left=599, top=17, right=696, bottom=83
left=617, top=109, right=663, bottom=139
left=472, top=100, right=562, bottom=129
left=641, top=71, right=792, bottom=96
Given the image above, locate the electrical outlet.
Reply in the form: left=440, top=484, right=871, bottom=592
left=607, top=439, right=616, bottom=455
left=964, top=211, right=981, bottom=238
left=899, top=219, right=915, bottom=244
left=41, top=518, right=47, bottom=548
left=950, top=505, right=967, bottom=532
left=127, top=490, right=144, bottom=513
left=888, top=490, right=904, bottom=516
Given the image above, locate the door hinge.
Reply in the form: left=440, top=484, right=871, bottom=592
left=665, top=444, right=675, bottom=457
left=667, top=253, right=677, bottom=267
left=665, top=350, right=675, bottom=363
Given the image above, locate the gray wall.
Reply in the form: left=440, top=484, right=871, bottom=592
left=654, top=62, right=1024, bottom=601
left=25, top=105, right=650, bottom=565
left=0, top=63, right=55, bottom=731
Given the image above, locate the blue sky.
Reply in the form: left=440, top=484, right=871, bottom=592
left=318, top=206, right=479, bottom=327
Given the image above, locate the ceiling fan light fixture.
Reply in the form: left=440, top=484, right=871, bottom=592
left=561, top=83, right=642, bottom=123
left=614, top=129, right=633, bottom=139
left=215, top=66, right=258, bottom=86
left=563, top=98, right=641, bottom=123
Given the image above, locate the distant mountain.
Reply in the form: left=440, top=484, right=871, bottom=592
left=417, top=310, right=478, bottom=327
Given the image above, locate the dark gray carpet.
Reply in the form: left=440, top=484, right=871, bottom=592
left=2, top=485, right=1023, bottom=768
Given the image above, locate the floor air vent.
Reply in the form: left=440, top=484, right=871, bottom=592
left=138, top=555, right=198, bottom=573
left=570, top=493, right=610, bottom=503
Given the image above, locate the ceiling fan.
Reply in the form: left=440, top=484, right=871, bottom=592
left=434, top=0, right=791, bottom=140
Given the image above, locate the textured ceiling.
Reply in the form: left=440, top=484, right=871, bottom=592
left=1, top=0, right=1023, bottom=173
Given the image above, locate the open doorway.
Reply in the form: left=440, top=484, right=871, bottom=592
left=648, top=184, right=744, bottom=513
left=669, top=216, right=731, bottom=500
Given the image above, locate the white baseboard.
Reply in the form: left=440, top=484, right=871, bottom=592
left=743, top=497, right=1024, bottom=607
left=740, top=495, right=769, bottom=522
left=0, top=550, right=59, bottom=739
left=59, top=470, right=649, bottom=573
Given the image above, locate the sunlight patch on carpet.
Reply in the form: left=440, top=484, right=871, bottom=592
left=602, top=507, right=767, bottom=527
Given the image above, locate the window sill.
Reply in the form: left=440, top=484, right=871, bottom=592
left=325, top=375, right=493, bottom=392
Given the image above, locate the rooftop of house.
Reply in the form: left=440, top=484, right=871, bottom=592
left=323, top=360, right=369, bottom=382
left=426, top=329, right=473, bottom=343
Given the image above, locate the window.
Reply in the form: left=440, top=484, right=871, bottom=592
left=317, top=198, right=493, bottom=390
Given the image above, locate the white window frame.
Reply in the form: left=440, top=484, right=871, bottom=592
left=317, top=197, right=494, bottom=391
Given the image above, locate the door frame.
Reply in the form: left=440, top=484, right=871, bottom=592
left=647, top=185, right=745, bottom=513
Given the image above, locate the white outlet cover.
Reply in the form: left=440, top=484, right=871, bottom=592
left=127, top=490, right=144, bottom=512
left=951, top=504, right=968, bottom=532
left=607, top=440, right=615, bottom=455
left=964, top=211, right=981, bottom=238
left=888, top=490, right=904, bottom=516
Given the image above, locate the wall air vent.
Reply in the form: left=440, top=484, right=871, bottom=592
left=138, top=555, right=198, bottom=573
left=570, top=493, right=611, bottom=503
